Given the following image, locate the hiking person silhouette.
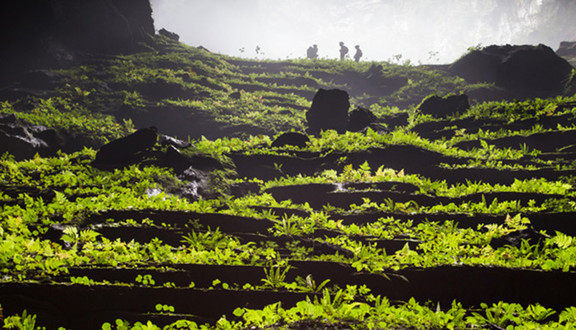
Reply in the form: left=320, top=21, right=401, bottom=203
left=307, top=44, right=318, bottom=59
left=339, top=42, right=349, bottom=60
left=354, top=45, right=363, bottom=62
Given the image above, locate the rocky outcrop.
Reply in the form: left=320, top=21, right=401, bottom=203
left=418, top=94, right=470, bottom=118
left=556, top=41, right=576, bottom=57
left=92, top=127, right=222, bottom=201
left=347, top=107, right=378, bottom=132
left=557, top=41, right=576, bottom=67
left=0, top=114, right=62, bottom=160
left=449, top=44, right=574, bottom=99
left=306, top=89, right=350, bottom=134
left=271, top=132, right=310, bottom=148
left=1, top=0, right=155, bottom=79
left=159, top=28, right=180, bottom=41
left=93, top=127, right=158, bottom=166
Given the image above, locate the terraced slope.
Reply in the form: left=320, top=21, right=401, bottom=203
left=2, top=36, right=576, bottom=328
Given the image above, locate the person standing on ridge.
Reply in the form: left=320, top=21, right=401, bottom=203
left=307, top=44, right=318, bottom=59
left=339, top=42, right=349, bottom=60
left=354, top=45, right=363, bottom=62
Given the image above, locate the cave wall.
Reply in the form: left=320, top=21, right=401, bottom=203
left=0, top=0, right=155, bottom=78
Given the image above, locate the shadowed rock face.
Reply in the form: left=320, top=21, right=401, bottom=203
left=449, top=44, right=574, bottom=99
left=1, top=0, right=154, bottom=78
left=557, top=41, right=576, bottom=67
left=0, top=114, right=62, bottom=160
left=271, top=132, right=310, bottom=148
left=94, top=127, right=158, bottom=166
left=418, top=94, right=470, bottom=118
left=557, top=41, right=576, bottom=57
left=347, top=107, right=377, bottom=132
left=306, top=89, right=350, bottom=134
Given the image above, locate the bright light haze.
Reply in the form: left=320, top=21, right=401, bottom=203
left=150, top=0, right=576, bottom=64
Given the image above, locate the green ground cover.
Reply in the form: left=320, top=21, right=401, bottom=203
left=2, top=35, right=576, bottom=328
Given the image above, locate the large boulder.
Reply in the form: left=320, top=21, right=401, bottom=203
left=306, top=89, right=350, bottom=133
left=0, top=114, right=62, bottom=160
left=449, top=44, right=574, bottom=98
left=346, top=107, right=377, bottom=132
left=418, top=94, right=470, bottom=118
left=93, top=127, right=157, bottom=166
left=271, top=132, right=309, bottom=148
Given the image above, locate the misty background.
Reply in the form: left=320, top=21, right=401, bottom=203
left=150, top=0, right=576, bottom=64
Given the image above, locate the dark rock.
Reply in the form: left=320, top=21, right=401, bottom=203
left=449, top=44, right=574, bottom=98
left=176, top=166, right=213, bottom=201
left=0, top=114, right=62, bottom=160
left=0, top=114, right=17, bottom=125
left=30, top=125, right=62, bottom=150
left=93, top=127, right=157, bottom=166
left=190, top=155, right=224, bottom=171
left=381, top=112, right=409, bottom=130
left=19, top=70, right=64, bottom=89
left=306, top=89, right=350, bottom=133
left=490, top=228, right=549, bottom=249
left=52, top=0, right=154, bottom=54
left=159, top=134, right=193, bottom=149
left=418, top=94, right=470, bottom=118
left=229, top=92, right=242, bottom=100
left=159, top=146, right=223, bottom=174
left=271, top=132, right=310, bottom=148
left=1, top=0, right=155, bottom=79
left=161, top=146, right=193, bottom=172
left=347, top=107, right=377, bottom=132
left=158, top=28, right=180, bottom=41
left=0, top=131, right=48, bottom=160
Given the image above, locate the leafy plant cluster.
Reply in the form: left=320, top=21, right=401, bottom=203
left=4, top=296, right=576, bottom=329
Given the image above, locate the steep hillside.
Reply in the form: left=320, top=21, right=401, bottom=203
left=3, top=29, right=576, bottom=329
left=2, top=36, right=574, bottom=145
left=558, top=41, right=576, bottom=67
left=0, top=36, right=471, bottom=143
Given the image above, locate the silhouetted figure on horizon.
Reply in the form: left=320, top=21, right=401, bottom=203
left=307, top=44, right=318, bottom=59
left=354, top=45, right=363, bottom=62
left=339, top=42, right=349, bottom=60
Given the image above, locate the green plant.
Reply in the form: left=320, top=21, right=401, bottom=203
left=467, top=302, right=523, bottom=327
left=70, top=276, right=96, bottom=286
left=135, top=274, right=156, bottom=287
left=180, top=227, right=238, bottom=251
left=294, top=274, right=331, bottom=293
left=270, top=215, right=304, bottom=236
left=155, top=304, right=175, bottom=314
left=261, top=264, right=291, bottom=288
left=3, top=310, right=41, bottom=330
